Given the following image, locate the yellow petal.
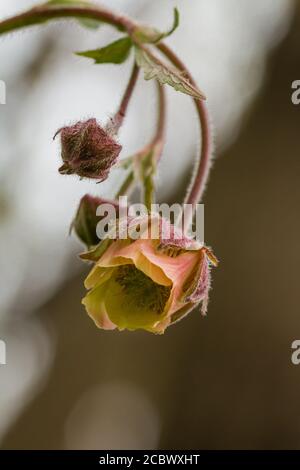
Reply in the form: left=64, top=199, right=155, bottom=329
left=84, top=265, right=114, bottom=289
left=82, top=281, right=116, bottom=330
left=98, top=239, right=171, bottom=287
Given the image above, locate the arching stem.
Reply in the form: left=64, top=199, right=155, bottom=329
left=113, top=62, right=140, bottom=133
left=151, top=81, right=167, bottom=159
left=157, top=43, right=213, bottom=226
left=0, top=4, right=211, bottom=224
left=0, top=5, right=133, bottom=35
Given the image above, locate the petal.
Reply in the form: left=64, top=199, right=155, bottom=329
left=134, top=239, right=201, bottom=285
left=148, top=317, right=171, bottom=335
left=82, top=281, right=117, bottom=330
left=96, top=235, right=201, bottom=288
left=98, top=239, right=171, bottom=287
left=97, top=239, right=132, bottom=265
left=158, top=216, right=202, bottom=251
left=183, top=252, right=210, bottom=303
left=84, top=265, right=114, bottom=289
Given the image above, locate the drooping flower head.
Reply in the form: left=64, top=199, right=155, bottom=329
left=54, top=118, right=122, bottom=181
left=81, top=215, right=217, bottom=334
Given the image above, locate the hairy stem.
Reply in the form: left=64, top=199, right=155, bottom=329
left=151, top=81, right=167, bottom=160
left=116, top=171, right=135, bottom=198
left=141, top=81, right=166, bottom=210
left=157, top=43, right=212, bottom=212
left=0, top=5, right=134, bottom=36
left=113, top=63, right=140, bottom=133
left=0, top=3, right=210, bottom=220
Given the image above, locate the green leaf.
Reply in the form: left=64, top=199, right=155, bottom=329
left=135, top=47, right=206, bottom=100
left=80, top=238, right=113, bottom=261
left=165, top=7, right=180, bottom=39
left=76, top=37, right=133, bottom=64
left=133, top=8, right=180, bottom=44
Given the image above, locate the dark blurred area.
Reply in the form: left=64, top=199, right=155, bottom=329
left=1, top=0, right=300, bottom=450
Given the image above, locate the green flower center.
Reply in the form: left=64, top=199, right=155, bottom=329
left=100, top=264, right=173, bottom=330
left=114, top=265, right=171, bottom=315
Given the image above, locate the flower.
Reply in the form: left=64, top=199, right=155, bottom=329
left=81, top=215, right=217, bottom=334
left=54, top=118, right=122, bottom=180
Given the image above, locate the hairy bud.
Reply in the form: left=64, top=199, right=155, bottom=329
left=54, top=118, right=122, bottom=180
left=72, top=194, right=120, bottom=248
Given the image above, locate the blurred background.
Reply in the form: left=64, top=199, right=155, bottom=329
left=0, top=0, right=299, bottom=450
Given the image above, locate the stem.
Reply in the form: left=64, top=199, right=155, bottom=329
left=0, top=5, right=134, bottom=36
left=116, top=81, right=167, bottom=201
left=157, top=43, right=212, bottom=212
left=0, top=3, right=210, bottom=218
left=140, top=81, right=166, bottom=210
left=113, top=63, right=140, bottom=133
left=151, top=81, right=166, bottom=160
left=138, top=80, right=167, bottom=159
left=116, top=171, right=135, bottom=198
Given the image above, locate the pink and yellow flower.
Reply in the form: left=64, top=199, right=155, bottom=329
left=81, top=216, right=217, bottom=334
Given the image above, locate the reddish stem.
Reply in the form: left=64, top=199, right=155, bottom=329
left=152, top=82, right=167, bottom=154
left=0, top=4, right=211, bottom=215
left=113, top=63, right=140, bottom=132
left=157, top=43, right=212, bottom=210
left=0, top=5, right=133, bottom=35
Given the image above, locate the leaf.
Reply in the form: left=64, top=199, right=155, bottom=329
left=133, top=8, right=180, bottom=44
left=165, top=7, right=180, bottom=39
left=79, top=216, right=131, bottom=261
left=80, top=238, right=113, bottom=262
left=76, top=37, right=133, bottom=64
left=135, top=47, right=206, bottom=100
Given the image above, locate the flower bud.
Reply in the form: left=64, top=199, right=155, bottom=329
left=54, top=118, right=122, bottom=180
left=72, top=194, right=120, bottom=248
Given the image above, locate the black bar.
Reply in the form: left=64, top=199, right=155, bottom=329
left=0, top=450, right=300, bottom=466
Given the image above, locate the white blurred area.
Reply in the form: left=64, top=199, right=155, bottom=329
left=0, top=0, right=295, bottom=446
